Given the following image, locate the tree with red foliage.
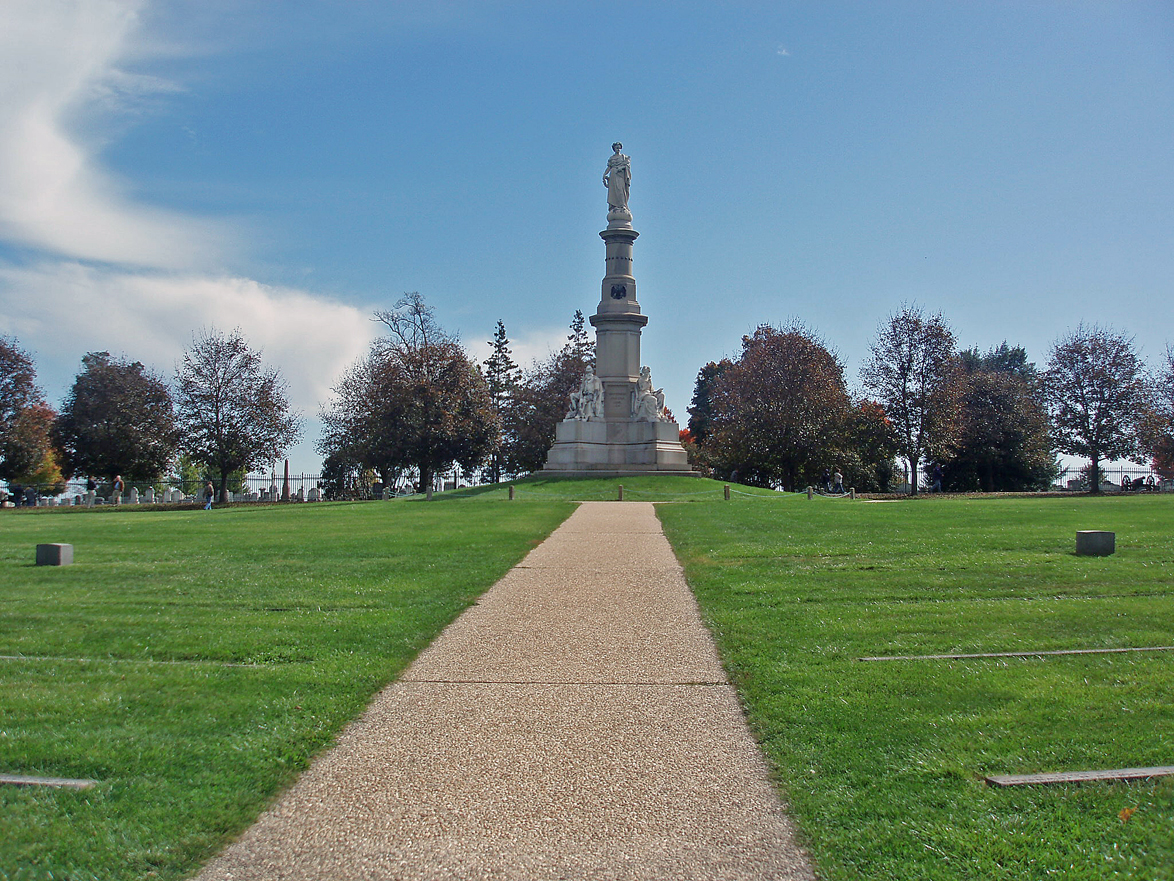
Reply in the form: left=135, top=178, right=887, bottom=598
left=1140, top=347, right=1174, bottom=479
left=704, top=323, right=851, bottom=490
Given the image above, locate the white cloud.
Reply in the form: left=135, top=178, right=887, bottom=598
left=0, top=0, right=382, bottom=466
left=777, top=45, right=790, bottom=56
left=0, top=0, right=223, bottom=268
left=0, top=261, right=376, bottom=413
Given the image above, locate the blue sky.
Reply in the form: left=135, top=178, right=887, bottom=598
left=1, top=1, right=1171, bottom=473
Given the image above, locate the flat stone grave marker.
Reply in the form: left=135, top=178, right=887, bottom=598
left=986, top=766, right=1174, bottom=787
left=0, top=773, right=96, bottom=790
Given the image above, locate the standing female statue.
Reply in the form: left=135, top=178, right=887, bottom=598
left=603, top=142, right=631, bottom=217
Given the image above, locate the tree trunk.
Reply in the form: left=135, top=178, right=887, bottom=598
left=219, top=470, right=230, bottom=504
left=909, top=455, right=919, bottom=496
left=418, top=463, right=433, bottom=496
left=1088, top=452, right=1101, bottom=494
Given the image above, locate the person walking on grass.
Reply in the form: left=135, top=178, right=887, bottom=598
left=833, top=468, right=844, bottom=494
left=204, top=481, right=215, bottom=511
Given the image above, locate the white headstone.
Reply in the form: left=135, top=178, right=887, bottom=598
left=129, top=487, right=139, bottom=504
left=307, top=487, right=320, bottom=502
left=144, top=486, right=155, bottom=503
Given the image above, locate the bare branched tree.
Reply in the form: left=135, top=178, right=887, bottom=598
left=861, top=305, right=960, bottom=495
left=175, top=328, right=301, bottom=503
left=1046, top=324, right=1149, bottom=492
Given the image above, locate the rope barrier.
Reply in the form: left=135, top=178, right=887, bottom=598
left=728, top=488, right=794, bottom=499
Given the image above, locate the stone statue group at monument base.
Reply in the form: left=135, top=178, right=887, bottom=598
left=567, top=365, right=668, bottom=424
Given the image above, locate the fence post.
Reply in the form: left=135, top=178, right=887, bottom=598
left=724, top=484, right=730, bottom=501
left=807, top=486, right=813, bottom=500
left=850, top=487, right=856, bottom=500
left=426, top=486, right=433, bottom=501
left=508, top=485, right=515, bottom=501
left=618, top=484, right=624, bottom=501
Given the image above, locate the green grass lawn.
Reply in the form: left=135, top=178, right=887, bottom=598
left=658, top=492, right=1174, bottom=881
left=5, top=482, right=1172, bottom=880
left=0, top=497, right=573, bottom=881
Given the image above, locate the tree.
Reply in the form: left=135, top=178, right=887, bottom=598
left=319, top=293, right=498, bottom=493
left=4, top=403, right=65, bottom=492
left=54, top=352, right=178, bottom=483
left=686, top=360, right=732, bottom=446
left=932, top=344, right=1057, bottom=492
left=175, top=328, right=301, bottom=503
left=1140, top=347, right=1174, bottom=478
left=500, top=311, right=597, bottom=475
left=861, top=306, right=960, bottom=495
left=483, top=320, right=520, bottom=483
left=840, top=399, right=899, bottom=492
left=1045, top=324, right=1149, bottom=493
left=0, top=336, right=50, bottom=483
left=566, top=309, right=594, bottom=368
left=703, top=323, right=852, bottom=490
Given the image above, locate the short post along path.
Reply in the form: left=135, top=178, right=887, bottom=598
left=195, top=502, right=814, bottom=880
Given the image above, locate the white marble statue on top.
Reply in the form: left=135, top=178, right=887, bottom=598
left=603, top=142, right=631, bottom=223
left=633, top=365, right=667, bottom=422
left=568, top=366, right=604, bottom=421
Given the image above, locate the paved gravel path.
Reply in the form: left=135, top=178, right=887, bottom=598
left=194, top=502, right=814, bottom=880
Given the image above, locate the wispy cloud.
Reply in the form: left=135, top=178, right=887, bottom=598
left=0, top=0, right=225, bottom=269
left=777, top=45, right=790, bottom=56
left=0, top=0, right=381, bottom=445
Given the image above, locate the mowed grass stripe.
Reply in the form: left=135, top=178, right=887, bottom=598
left=659, top=493, right=1174, bottom=881
left=0, top=496, right=574, bottom=881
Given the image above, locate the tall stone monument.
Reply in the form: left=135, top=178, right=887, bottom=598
left=543, top=144, right=692, bottom=475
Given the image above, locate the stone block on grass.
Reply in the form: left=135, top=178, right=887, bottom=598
left=1076, top=531, right=1115, bottom=556
left=36, top=544, right=73, bottom=566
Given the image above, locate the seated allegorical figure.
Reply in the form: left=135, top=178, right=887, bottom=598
left=567, top=366, right=604, bottom=421
left=633, top=365, right=666, bottom=422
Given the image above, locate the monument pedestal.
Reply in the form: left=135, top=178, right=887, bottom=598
left=544, top=419, right=691, bottom=474
left=543, top=152, right=694, bottom=477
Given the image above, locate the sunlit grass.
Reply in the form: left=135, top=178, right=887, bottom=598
left=659, top=493, right=1174, bottom=880
left=0, top=497, right=573, bottom=880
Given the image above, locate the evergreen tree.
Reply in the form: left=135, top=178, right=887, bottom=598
left=483, top=320, right=519, bottom=482
left=502, top=311, right=596, bottom=474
